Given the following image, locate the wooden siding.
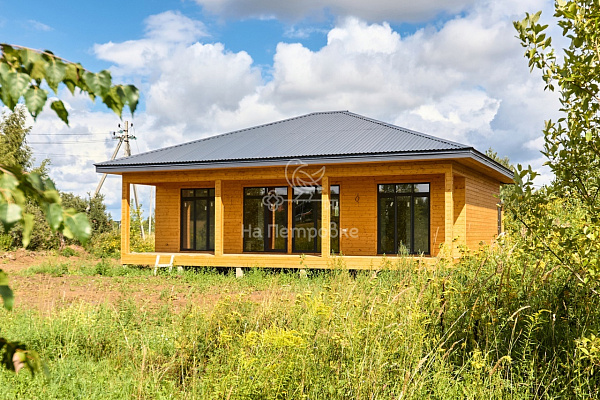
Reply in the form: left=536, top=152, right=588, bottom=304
left=455, top=164, right=501, bottom=249
left=334, top=174, right=445, bottom=257
left=125, top=159, right=504, bottom=267
left=150, top=167, right=448, bottom=258
left=453, top=176, right=467, bottom=257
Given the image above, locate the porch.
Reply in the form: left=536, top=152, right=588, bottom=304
left=118, top=160, right=496, bottom=269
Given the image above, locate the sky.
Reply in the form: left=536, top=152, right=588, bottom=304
left=0, top=0, right=561, bottom=219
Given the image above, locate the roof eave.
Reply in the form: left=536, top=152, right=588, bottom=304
left=95, top=149, right=514, bottom=182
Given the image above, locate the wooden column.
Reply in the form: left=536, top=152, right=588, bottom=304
left=321, top=176, right=330, bottom=258
left=287, top=186, right=293, bottom=254
left=444, top=166, right=454, bottom=254
left=215, top=179, right=224, bottom=256
left=121, top=176, right=131, bottom=259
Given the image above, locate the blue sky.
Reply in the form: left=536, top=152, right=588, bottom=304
left=0, top=0, right=558, bottom=218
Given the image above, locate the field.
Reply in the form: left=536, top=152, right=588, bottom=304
left=0, top=246, right=598, bottom=399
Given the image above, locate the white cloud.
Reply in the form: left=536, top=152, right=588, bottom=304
left=194, top=0, right=477, bottom=22
left=94, top=11, right=208, bottom=74
left=30, top=0, right=562, bottom=219
left=27, top=20, right=53, bottom=31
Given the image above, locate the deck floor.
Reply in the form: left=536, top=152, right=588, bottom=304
left=122, top=252, right=437, bottom=269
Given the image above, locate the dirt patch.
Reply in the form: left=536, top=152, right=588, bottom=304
left=1, top=248, right=86, bottom=274
left=2, top=250, right=295, bottom=314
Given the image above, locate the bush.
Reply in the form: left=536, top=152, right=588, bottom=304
left=0, top=233, right=12, bottom=251
left=87, top=230, right=120, bottom=258
left=130, top=233, right=154, bottom=253
left=59, top=247, right=79, bottom=257
left=9, top=202, right=60, bottom=250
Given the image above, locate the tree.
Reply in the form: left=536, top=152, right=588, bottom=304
left=513, top=1, right=600, bottom=286
left=0, top=44, right=140, bottom=375
left=0, top=43, right=139, bottom=248
left=0, top=107, right=33, bottom=170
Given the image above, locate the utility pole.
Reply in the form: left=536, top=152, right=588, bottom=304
left=94, top=121, right=145, bottom=239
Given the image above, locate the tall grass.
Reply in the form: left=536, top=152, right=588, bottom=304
left=1, top=244, right=598, bottom=398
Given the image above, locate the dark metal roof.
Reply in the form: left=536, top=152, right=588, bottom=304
left=95, top=111, right=513, bottom=180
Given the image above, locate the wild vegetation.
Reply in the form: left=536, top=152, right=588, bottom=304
left=1, top=0, right=600, bottom=398
left=0, top=237, right=598, bottom=399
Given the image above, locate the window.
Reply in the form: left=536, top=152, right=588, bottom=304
left=181, top=188, right=215, bottom=251
left=377, top=183, right=430, bottom=255
left=243, top=187, right=288, bottom=252
left=292, top=185, right=340, bottom=254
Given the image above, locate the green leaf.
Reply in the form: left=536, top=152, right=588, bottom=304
left=30, top=59, right=47, bottom=82
left=83, top=70, right=111, bottom=98
left=1, top=44, right=20, bottom=64
left=0, top=203, right=22, bottom=230
left=23, top=86, right=48, bottom=119
left=123, top=84, right=140, bottom=115
left=18, top=49, right=48, bottom=83
left=50, top=100, right=69, bottom=125
left=0, top=85, right=17, bottom=110
left=0, top=173, right=20, bottom=191
left=61, top=224, right=74, bottom=240
left=45, top=60, right=66, bottom=93
left=0, top=269, right=14, bottom=311
left=25, top=172, right=44, bottom=192
left=5, top=72, right=30, bottom=101
left=102, top=86, right=125, bottom=118
left=0, top=62, right=10, bottom=80
left=64, top=212, right=91, bottom=244
left=21, top=213, right=34, bottom=248
left=586, top=131, right=592, bottom=142
left=46, top=203, right=63, bottom=231
left=63, top=63, right=82, bottom=94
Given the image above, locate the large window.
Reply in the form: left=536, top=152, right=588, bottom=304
left=292, top=185, right=340, bottom=254
left=181, top=188, right=215, bottom=251
left=377, top=183, right=429, bottom=255
left=242, top=185, right=340, bottom=254
left=243, top=187, right=288, bottom=252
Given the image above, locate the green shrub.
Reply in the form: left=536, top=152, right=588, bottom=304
left=24, top=261, right=70, bottom=277
left=0, top=233, right=12, bottom=251
left=130, top=233, right=154, bottom=253
left=87, top=230, right=120, bottom=258
left=59, top=247, right=78, bottom=257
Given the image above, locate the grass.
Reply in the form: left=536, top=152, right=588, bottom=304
left=1, top=246, right=599, bottom=399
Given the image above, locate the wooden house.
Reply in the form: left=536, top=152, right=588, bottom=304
left=95, top=111, right=512, bottom=269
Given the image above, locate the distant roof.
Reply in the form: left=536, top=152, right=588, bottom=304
left=95, top=110, right=512, bottom=181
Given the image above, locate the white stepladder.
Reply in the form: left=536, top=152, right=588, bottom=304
left=154, top=254, right=175, bottom=275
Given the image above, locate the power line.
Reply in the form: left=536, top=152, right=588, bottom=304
left=28, top=140, right=112, bottom=144
left=29, top=132, right=110, bottom=136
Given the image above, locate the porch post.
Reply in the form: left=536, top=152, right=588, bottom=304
left=215, top=179, right=224, bottom=256
left=321, top=176, right=330, bottom=257
left=121, top=176, right=131, bottom=257
left=444, top=166, right=454, bottom=254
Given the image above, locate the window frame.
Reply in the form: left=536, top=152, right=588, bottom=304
left=180, top=188, right=215, bottom=252
left=377, top=183, right=430, bottom=255
left=291, top=185, right=340, bottom=254
left=291, top=186, right=322, bottom=253
left=243, top=186, right=288, bottom=253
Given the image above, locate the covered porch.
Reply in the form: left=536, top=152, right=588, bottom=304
left=118, top=160, right=478, bottom=269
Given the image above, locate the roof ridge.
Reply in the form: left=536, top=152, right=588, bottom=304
left=341, top=111, right=465, bottom=149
